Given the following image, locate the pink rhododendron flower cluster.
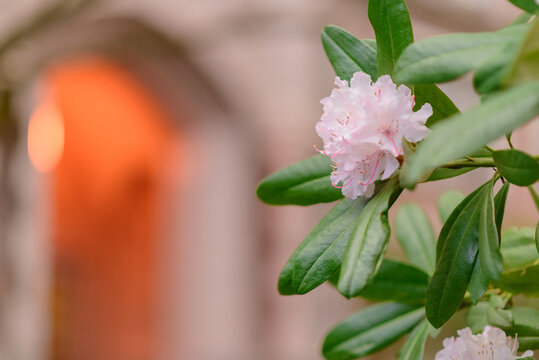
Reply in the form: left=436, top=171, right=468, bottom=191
left=316, top=71, right=432, bottom=199
left=436, top=326, right=534, bottom=360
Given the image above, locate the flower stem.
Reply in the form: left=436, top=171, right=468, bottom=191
left=441, top=155, right=539, bottom=169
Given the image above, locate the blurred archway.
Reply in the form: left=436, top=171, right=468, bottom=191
left=30, top=57, right=179, bottom=360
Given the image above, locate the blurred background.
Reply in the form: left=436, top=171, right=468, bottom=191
left=0, top=0, right=537, bottom=359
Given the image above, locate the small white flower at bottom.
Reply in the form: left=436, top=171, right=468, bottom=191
left=316, top=72, right=432, bottom=199
left=435, top=326, right=534, bottom=360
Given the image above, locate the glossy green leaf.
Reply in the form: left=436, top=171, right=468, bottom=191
left=321, top=26, right=378, bottom=81
left=401, top=81, right=539, bottom=187
left=426, top=167, right=475, bottom=182
left=437, top=191, right=465, bottom=224
left=368, top=0, right=413, bottom=76
left=292, top=197, right=372, bottom=294
left=257, top=155, right=342, bottom=206
left=396, top=203, right=436, bottom=275
left=357, top=259, right=430, bottom=304
left=393, top=25, right=527, bottom=84
left=501, top=227, right=539, bottom=270
left=467, top=301, right=489, bottom=333
left=494, top=182, right=510, bottom=233
left=437, top=183, right=488, bottom=260
left=508, top=16, right=539, bottom=85
left=508, top=0, right=539, bottom=13
left=493, top=149, right=539, bottom=186
left=469, top=255, right=490, bottom=305
left=322, top=302, right=424, bottom=360
left=479, top=180, right=503, bottom=283
left=427, top=184, right=487, bottom=328
left=398, top=319, right=430, bottom=360
left=277, top=197, right=370, bottom=295
left=469, top=183, right=509, bottom=303
left=338, top=179, right=398, bottom=298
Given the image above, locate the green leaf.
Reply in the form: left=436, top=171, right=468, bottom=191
left=396, top=203, right=436, bottom=275
left=277, top=197, right=371, bottom=295
left=393, top=25, right=527, bottom=84
left=357, top=259, right=430, bottom=304
left=414, top=83, right=460, bottom=126
left=473, top=41, right=520, bottom=94
left=368, top=0, right=413, bottom=76
left=467, top=301, right=489, bottom=333
left=501, top=227, right=539, bottom=270
left=496, top=227, right=538, bottom=295
left=363, top=38, right=377, bottom=50
left=401, top=81, right=539, bottom=187
left=493, top=149, right=539, bottom=186
left=427, top=184, right=487, bottom=328
left=498, top=261, right=539, bottom=296
left=338, top=179, right=398, bottom=298
left=322, top=302, right=424, bottom=360
left=469, top=182, right=509, bottom=303
left=507, top=15, right=539, bottom=85
left=487, top=307, right=513, bottom=329
left=257, top=155, right=342, bottom=206
left=508, top=0, right=539, bottom=13
left=321, top=26, right=378, bottom=81
left=437, top=191, right=466, bottom=224
left=437, top=183, right=488, bottom=260
left=511, top=307, right=539, bottom=336
left=468, top=255, right=490, bottom=305
left=398, top=319, right=431, bottom=360
left=494, top=182, right=510, bottom=233
left=479, top=180, right=503, bottom=283
left=487, top=304, right=514, bottom=329
left=508, top=307, right=539, bottom=351
left=426, top=167, right=475, bottom=182
left=510, top=12, right=533, bottom=26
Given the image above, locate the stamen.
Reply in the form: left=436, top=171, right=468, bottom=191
left=359, top=152, right=382, bottom=186
left=511, top=334, right=518, bottom=355
left=411, top=95, right=415, bottom=108
left=332, top=177, right=353, bottom=189
left=313, top=144, right=328, bottom=156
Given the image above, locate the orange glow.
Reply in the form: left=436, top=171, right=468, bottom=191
left=46, top=57, right=180, bottom=360
left=28, top=102, right=65, bottom=173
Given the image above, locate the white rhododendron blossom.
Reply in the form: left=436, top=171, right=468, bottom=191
left=435, top=326, right=534, bottom=360
left=316, top=71, right=432, bottom=199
